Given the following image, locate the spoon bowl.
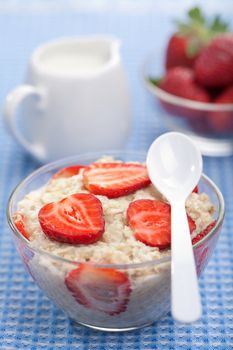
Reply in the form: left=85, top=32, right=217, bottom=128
left=147, top=132, right=203, bottom=202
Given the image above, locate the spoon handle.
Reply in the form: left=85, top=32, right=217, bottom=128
left=171, top=202, right=202, bottom=323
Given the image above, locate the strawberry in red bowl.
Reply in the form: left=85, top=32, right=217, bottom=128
left=7, top=151, right=224, bottom=331
left=143, top=7, right=233, bottom=156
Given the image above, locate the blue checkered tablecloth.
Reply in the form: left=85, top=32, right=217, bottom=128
left=0, top=1, right=233, bottom=349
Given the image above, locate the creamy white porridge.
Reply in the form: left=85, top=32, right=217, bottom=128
left=17, top=157, right=214, bottom=264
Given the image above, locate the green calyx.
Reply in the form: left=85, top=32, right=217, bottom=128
left=175, top=7, right=229, bottom=57
left=148, top=77, right=162, bottom=86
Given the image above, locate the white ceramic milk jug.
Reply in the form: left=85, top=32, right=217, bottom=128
left=4, top=36, right=132, bottom=162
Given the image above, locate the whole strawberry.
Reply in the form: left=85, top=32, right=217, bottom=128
left=195, top=34, right=233, bottom=88
left=157, top=67, right=210, bottom=120
left=207, top=85, right=233, bottom=133
left=166, top=7, right=229, bottom=70
left=166, top=34, right=196, bottom=69
left=159, top=67, right=210, bottom=102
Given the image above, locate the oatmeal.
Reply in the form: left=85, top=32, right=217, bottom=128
left=16, top=157, right=214, bottom=264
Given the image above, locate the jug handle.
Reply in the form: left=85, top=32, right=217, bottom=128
left=4, top=85, right=46, bottom=161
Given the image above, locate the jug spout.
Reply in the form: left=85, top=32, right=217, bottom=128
left=93, top=36, right=121, bottom=65
left=72, top=35, right=122, bottom=71
left=84, top=35, right=122, bottom=70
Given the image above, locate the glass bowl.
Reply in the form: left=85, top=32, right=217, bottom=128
left=7, top=150, right=224, bottom=331
left=142, top=51, right=233, bottom=157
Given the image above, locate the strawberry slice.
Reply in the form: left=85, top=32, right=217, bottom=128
left=65, top=264, right=131, bottom=315
left=192, top=185, right=199, bottom=193
left=52, top=165, right=85, bottom=179
left=83, top=163, right=151, bottom=198
left=127, top=199, right=196, bottom=249
left=38, top=193, right=105, bottom=244
left=192, top=221, right=216, bottom=245
left=14, top=213, right=30, bottom=240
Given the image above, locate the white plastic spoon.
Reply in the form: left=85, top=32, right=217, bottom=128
left=147, top=132, right=202, bottom=323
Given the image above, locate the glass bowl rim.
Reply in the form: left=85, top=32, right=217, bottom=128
left=7, top=150, right=225, bottom=270
left=141, top=51, right=233, bottom=112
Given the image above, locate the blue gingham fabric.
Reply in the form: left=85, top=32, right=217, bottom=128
left=0, top=1, right=233, bottom=349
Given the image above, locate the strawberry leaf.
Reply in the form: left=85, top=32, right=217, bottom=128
left=210, top=15, right=229, bottom=33
left=148, top=77, right=162, bottom=86
left=174, top=6, right=230, bottom=57
left=187, top=38, right=201, bottom=57
left=188, top=7, right=205, bottom=25
left=175, top=21, right=194, bottom=36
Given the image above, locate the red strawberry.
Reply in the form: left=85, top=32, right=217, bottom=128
left=83, top=163, right=151, bottom=199
left=207, top=85, right=233, bottom=133
left=127, top=199, right=196, bottom=249
left=192, top=185, right=198, bottom=193
left=38, top=193, right=105, bottom=244
left=166, top=34, right=197, bottom=70
left=65, top=264, right=131, bottom=315
left=52, top=165, right=85, bottom=179
left=14, top=213, right=30, bottom=240
left=166, top=7, right=229, bottom=70
left=159, top=67, right=210, bottom=103
left=158, top=67, right=210, bottom=120
left=215, top=85, right=233, bottom=103
left=195, top=34, right=233, bottom=88
left=192, top=221, right=216, bottom=245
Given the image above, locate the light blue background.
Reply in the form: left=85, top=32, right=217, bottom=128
left=0, top=1, right=233, bottom=348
